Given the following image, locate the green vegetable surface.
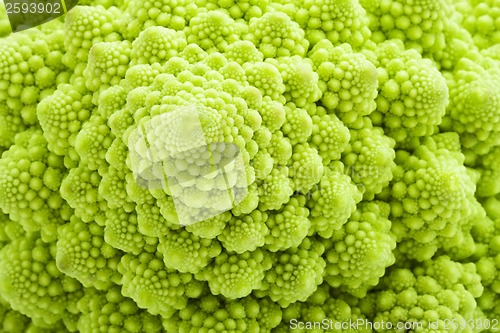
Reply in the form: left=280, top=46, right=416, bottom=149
left=1, top=0, right=500, bottom=332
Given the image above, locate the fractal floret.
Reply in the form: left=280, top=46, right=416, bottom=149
left=0, top=0, right=500, bottom=332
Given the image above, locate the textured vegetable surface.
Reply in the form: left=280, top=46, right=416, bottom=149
left=1, top=0, right=500, bottom=332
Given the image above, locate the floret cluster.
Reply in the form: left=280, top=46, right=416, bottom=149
left=1, top=0, right=500, bottom=332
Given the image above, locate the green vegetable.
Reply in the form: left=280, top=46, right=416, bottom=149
left=1, top=0, right=500, bottom=331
